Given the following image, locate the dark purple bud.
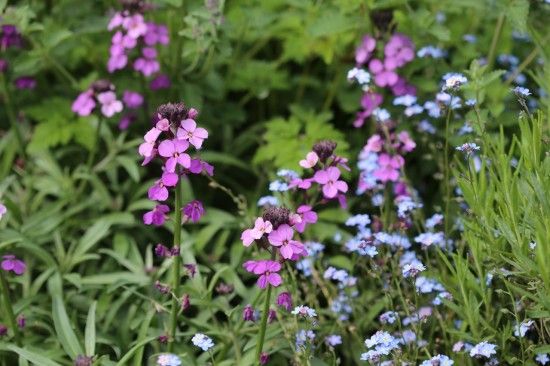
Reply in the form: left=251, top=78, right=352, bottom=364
left=14, top=77, right=36, bottom=90
left=74, top=355, right=93, bottom=366
left=0, top=59, right=8, bottom=73
left=154, top=281, right=170, bottom=294
left=157, top=334, right=169, bottom=344
left=17, top=315, right=25, bottom=329
left=120, top=0, right=146, bottom=12
left=170, top=246, right=180, bottom=257
left=243, top=304, right=255, bottom=322
left=156, top=102, right=188, bottom=125
left=184, top=264, right=196, bottom=278
left=260, top=352, right=269, bottom=365
left=262, top=206, right=290, bottom=229
left=0, top=324, right=7, bottom=336
left=181, top=294, right=190, bottom=311
left=215, top=283, right=234, bottom=295
left=268, top=309, right=277, bottom=324
left=312, top=140, right=337, bottom=162
left=91, top=79, right=114, bottom=93
left=276, top=292, right=292, bottom=311
left=154, top=243, right=170, bottom=257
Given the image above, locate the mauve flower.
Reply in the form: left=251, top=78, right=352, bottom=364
left=354, top=92, right=383, bottom=127
left=108, top=12, right=124, bottom=30
left=356, top=35, right=376, bottom=65
left=364, top=134, right=383, bottom=153
left=143, top=204, right=169, bottom=226
left=391, top=76, right=417, bottom=96
left=397, top=131, right=416, bottom=152
left=243, top=260, right=282, bottom=288
left=276, top=292, right=293, bottom=311
left=0, top=324, right=7, bottom=336
left=71, top=90, right=96, bottom=117
left=97, top=91, right=123, bottom=117
left=177, top=119, right=208, bottom=149
left=183, top=200, right=204, bottom=223
left=299, top=151, right=319, bottom=169
left=122, top=14, right=147, bottom=39
left=158, top=139, right=191, bottom=172
left=133, top=47, right=160, bottom=76
left=1, top=255, right=26, bottom=275
left=369, top=59, right=398, bottom=87
left=1, top=25, right=23, bottom=49
left=294, top=205, right=317, bottom=233
left=17, top=315, right=25, bottom=328
left=123, top=90, right=143, bottom=109
left=148, top=178, right=172, bottom=201
left=144, top=23, right=169, bottom=46
left=14, top=76, right=36, bottom=90
left=155, top=243, right=170, bottom=257
left=150, top=74, right=171, bottom=90
left=138, top=127, right=161, bottom=158
left=241, top=217, right=273, bottom=246
left=267, top=224, right=305, bottom=260
left=0, top=203, right=7, bottom=220
left=118, top=113, right=136, bottom=130
left=313, top=167, right=348, bottom=199
left=384, top=33, right=415, bottom=68
left=374, top=154, right=404, bottom=182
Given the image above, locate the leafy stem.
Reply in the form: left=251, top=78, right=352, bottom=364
left=255, top=284, right=272, bottom=365
left=0, top=270, right=21, bottom=346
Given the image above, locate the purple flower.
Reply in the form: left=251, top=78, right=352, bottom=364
left=384, top=33, right=415, bottom=68
left=123, top=90, right=144, bottom=109
left=1, top=255, right=26, bottom=275
left=72, top=90, right=96, bottom=116
left=118, top=113, right=136, bottom=130
left=177, top=119, right=208, bottom=149
left=0, top=203, right=7, bottom=220
left=259, top=353, right=269, bottom=365
left=1, top=25, right=23, bottom=49
left=369, top=59, right=398, bottom=87
left=14, top=76, right=36, bottom=90
left=143, top=204, right=169, bottom=226
left=241, top=217, right=273, bottom=246
left=374, top=154, right=403, bottom=182
left=183, top=200, right=204, bottom=223
left=158, top=139, right=191, bottom=172
left=276, top=292, right=293, bottom=311
left=138, top=127, right=162, bottom=158
left=133, top=47, right=160, bottom=77
left=97, top=91, right=123, bottom=117
left=122, top=14, right=148, bottom=39
left=17, top=315, right=25, bottom=328
left=243, top=304, right=255, bottom=322
left=155, top=243, right=170, bottom=257
left=294, top=205, right=317, bottom=233
left=0, top=324, right=7, bottom=336
left=243, top=260, right=282, bottom=289
left=356, top=35, right=376, bottom=65
left=144, top=23, right=169, bottom=46
left=313, top=167, right=348, bottom=199
left=150, top=74, right=171, bottom=90
left=325, top=334, right=342, bottom=347
left=268, top=224, right=305, bottom=260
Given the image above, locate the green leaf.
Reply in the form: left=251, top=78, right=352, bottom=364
left=0, top=344, right=63, bottom=366
left=506, top=0, right=529, bottom=33
left=85, top=301, right=97, bottom=357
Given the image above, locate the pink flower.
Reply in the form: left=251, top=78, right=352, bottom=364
left=294, top=205, right=317, bottom=233
left=144, top=23, right=169, bottom=46
left=138, top=127, right=162, bottom=158
left=369, top=59, right=399, bottom=87
left=384, top=33, right=414, bottom=68
left=299, top=151, right=319, bottom=169
left=364, top=134, right=383, bottom=153
left=150, top=74, right=171, bottom=90
left=391, top=76, right=416, bottom=96
left=158, top=139, right=191, bottom=172
left=148, top=180, right=170, bottom=201
left=177, top=119, right=208, bottom=149
left=397, top=131, right=416, bottom=152
left=72, top=90, right=96, bottom=116
left=143, top=204, right=169, bottom=226
left=183, top=200, right=205, bottom=223
left=374, top=154, right=404, bottom=182
left=122, top=14, right=147, bottom=39
left=0, top=203, right=6, bottom=220
left=313, top=167, right=348, bottom=199
left=97, top=91, right=123, bottom=117
left=241, top=217, right=273, bottom=247
left=123, top=90, right=143, bottom=109
left=1, top=255, right=26, bottom=275
left=243, top=260, right=282, bottom=288
left=133, top=48, right=160, bottom=77
left=356, top=35, right=376, bottom=65
left=354, top=92, right=383, bottom=127
left=276, top=292, right=293, bottom=311
left=108, top=12, right=124, bottom=30
left=267, top=224, right=305, bottom=260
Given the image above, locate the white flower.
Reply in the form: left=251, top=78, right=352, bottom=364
left=291, top=305, right=317, bottom=318
left=469, top=341, right=497, bottom=358
left=191, top=333, right=214, bottom=351
left=443, top=73, right=468, bottom=90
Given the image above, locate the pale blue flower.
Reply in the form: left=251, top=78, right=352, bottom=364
left=192, top=333, right=214, bottom=351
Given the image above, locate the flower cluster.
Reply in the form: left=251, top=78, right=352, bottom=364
left=107, top=0, right=169, bottom=76
left=352, top=33, right=416, bottom=128
left=139, top=102, right=212, bottom=226
left=1, top=255, right=26, bottom=275
left=1, top=25, right=36, bottom=89
left=72, top=79, right=124, bottom=118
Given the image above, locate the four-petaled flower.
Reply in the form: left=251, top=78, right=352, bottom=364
left=177, top=119, right=208, bottom=149
left=268, top=224, right=305, bottom=259
left=313, top=167, right=348, bottom=199
left=1, top=255, right=26, bottom=275
left=243, top=260, right=282, bottom=288
left=143, top=204, right=169, bottom=226
left=241, top=218, right=273, bottom=246
left=158, top=139, right=191, bottom=172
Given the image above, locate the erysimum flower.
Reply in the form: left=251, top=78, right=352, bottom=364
left=1, top=255, right=26, bottom=275
left=243, top=260, right=282, bottom=288
left=294, top=205, right=317, bottom=233
left=374, top=154, right=404, bottom=182
left=268, top=224, right=305, bottom=259
left=72, top=90, right=96, bottom=116
left=299, top=151, right=319, bottom=169
left=313, top=167, right=348, bottom=199
left=97, top=91, right=123, bottom=117
left=183, top=200, right=204, bottom=223
left=0, top=203, right=6, bottom=220
left=177, top=119, right=208, bottom=149
left=241, top=217, right=273, bottom=246
left=157, top=139, right=191, bottom=172
left=143, top=204, right=169, bottom=226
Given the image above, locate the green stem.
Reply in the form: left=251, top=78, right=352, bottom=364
left=0, top=271, right=21, bottom=346
left=255, top=285, right=272, bottom=365
left=443, top=102, right=453, bottom=239
left=486, top=13, right=505, bottom=70
left=168, top=180, right=183, bottom=352
left=1, top=75, right=26, bottom=159
left=76, top=117, right=103, bottom=195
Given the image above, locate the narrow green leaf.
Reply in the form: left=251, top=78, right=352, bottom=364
left=85, top=301, right=97, bottom=357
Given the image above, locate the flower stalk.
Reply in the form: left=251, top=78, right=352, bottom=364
left=0, top=270, right=21, bottom=346
left=168, top=178, right=183, bottom=352
left=255, top=284, right=272, bottom=365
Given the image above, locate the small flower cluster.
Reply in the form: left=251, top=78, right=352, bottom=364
left=107, top=0, right=169, bottom=76
left=0, top=25, right=36, bottom=89
left=352, top=33, right=416, bottom=128
left=72, top=79, right=124, bottom=118
left=139, top=102, right=212, bottom=226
